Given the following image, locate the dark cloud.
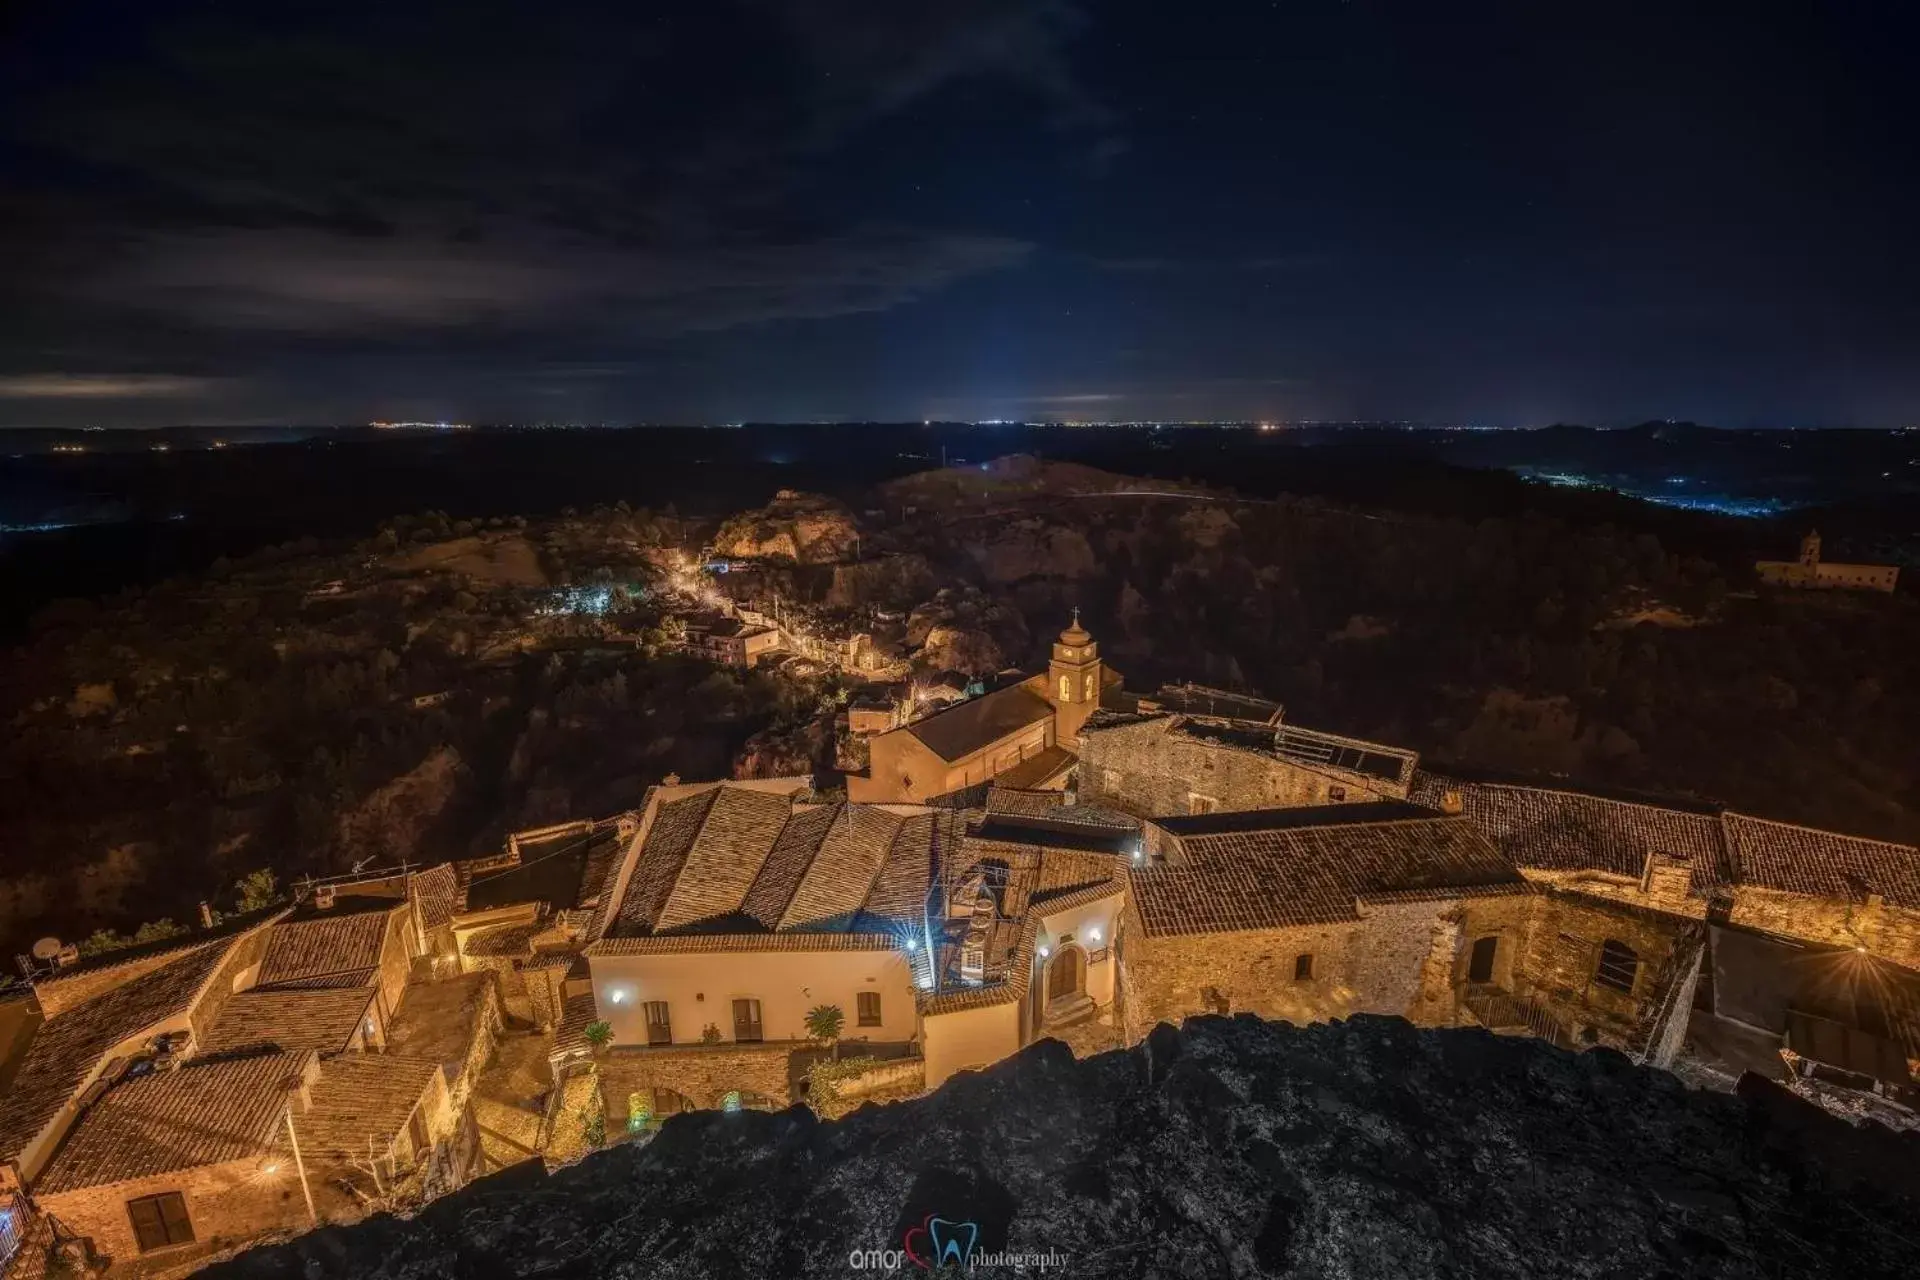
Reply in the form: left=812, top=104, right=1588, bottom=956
left=0, top=0, right=1101, bottom=416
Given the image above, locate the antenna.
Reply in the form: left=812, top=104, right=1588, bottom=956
left=31, top=936, right=63, bottom=961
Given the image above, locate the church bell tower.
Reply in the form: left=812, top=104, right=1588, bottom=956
left=1048, top=610, right=1103, bottom=744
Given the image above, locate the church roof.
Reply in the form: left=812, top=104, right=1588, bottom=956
left=905, top=682, right=1054, bottom=763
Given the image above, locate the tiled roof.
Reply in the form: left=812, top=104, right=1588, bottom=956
left=654, top=788, right=793, bottom=931
left=1410, top=771, right=1732, bottom=887
left=779, top=806, right=907, bottom=931
left=905, top=683, right=1054, bottom=762
left=552, top=991, right=599, bottom=1057
left=409, top=863, right=461, bottom=930
left=588, top=933, right=901, bottom=955
left=0, top=942, right=230, bottom=1163
left=610, top=790, right=718, bottom=935
left=257, top=910, right=392, bottom=987
left=295, top=1055, right=443, bottom=1166
left=462, top=921, right=545, bottom=958
left=854, top=811, right=947, bottom=933
left=994, top=744, right=1077, bottom=791
left=1724, top=814, right=1920, bottom=909
left=257, top=968, right=377, bottom=991
left=984, top=786, right=1062, bottom=816
left=1131, top=813, right=1521, bottom=937
left=198, top=987, right=377, bottom=1056
left=741, top=803, right=843, bottom=928
left=35, top=1051, right=314, bottom=1194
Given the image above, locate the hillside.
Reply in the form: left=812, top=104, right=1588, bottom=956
left=208, top=1016, right=1920, bottom=1279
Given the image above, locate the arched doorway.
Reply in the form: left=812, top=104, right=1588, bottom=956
left=1047, top=945, right=1084, bottom=1001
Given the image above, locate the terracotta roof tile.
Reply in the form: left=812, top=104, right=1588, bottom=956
left=256, top=968, right=377, bottom=991
left=778, top=806, right=906, bottom=931
left=408, top=863, right=461, bottom=930
left=1131, top=813, right=1521, bottom=937
left=654, top=788, right=794, bottom=931
left=609, top=790, right=717, bottom=936
left=854, top=811, right=948, bottom=933
left=0, top=943, right=232, bottom=1164
left=1724, top=814, right=1920, bottom=909
left=295, top=1056, right=443, bottom=1166
left=198, top=987, right=377, bottom=1057
left=256, top=911, right=392, bottom=986
left=35, top=1051, right=315, bottom=1194
left=1410, top=771, right=1732, bottom=886
left=740, top=803, right=840, bottom=928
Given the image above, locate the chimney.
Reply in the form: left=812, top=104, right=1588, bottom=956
left=198, top=901, right=215, bottom=929
left=314, top=885, right=337, bottom=910
left=1440, top=789, right=1464, bottom=816
left=663, top=772, right=681, bottom=787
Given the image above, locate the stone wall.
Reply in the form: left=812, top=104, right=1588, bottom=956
left=1079, top=718, right=1399, bottom=819
left=1509, top=892, right=1690, bottom=1047
left=187, top=928, right=275, bottom=1048
left=38, top=1158, right=307, bottom=1270
left=1121, top=900, right=1463, bottom=1033
left=593, top=1043, right=798, bottom=1122
left=1728, top=889, right=1920, bottom=970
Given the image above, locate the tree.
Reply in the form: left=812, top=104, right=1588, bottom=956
left=234, top=869, right=279, bottom=913
left=805, top=1004, right=845, bottom=1060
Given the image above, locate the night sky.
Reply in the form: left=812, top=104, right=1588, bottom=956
left=1, top=1, right=1915, bottom=428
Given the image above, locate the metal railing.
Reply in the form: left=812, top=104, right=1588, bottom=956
left=1464, top=985, right=1574, bottom=1049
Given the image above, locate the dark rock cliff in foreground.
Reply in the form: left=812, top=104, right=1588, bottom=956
left=213, top=1016, right=1920, bottom=1279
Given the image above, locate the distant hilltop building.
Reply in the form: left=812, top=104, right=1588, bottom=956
left=1756, top=530, right=1898, bottom=593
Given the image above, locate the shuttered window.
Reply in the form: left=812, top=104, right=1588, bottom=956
left=644, top=1000, right=672, bottom=1045
left=127, top=1193, right=194, bottom=1253
left=857, top=991, right=882, bottom=1027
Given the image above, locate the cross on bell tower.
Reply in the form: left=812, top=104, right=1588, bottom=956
left=1048, top=609, right=1103, bottom=744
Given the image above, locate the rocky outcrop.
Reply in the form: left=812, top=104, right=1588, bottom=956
left=211, top=1015, right=1920, bottom=1279
left=824, top=553, right=935, bottom=608
left=712, top=490, right=860, bottom=564
left=965, top=519, right=1098, bottom=583
left=333, top=746, right=466, bottom=868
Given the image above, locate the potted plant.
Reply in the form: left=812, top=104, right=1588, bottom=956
left=583, top=1020, right=614, bottom=1055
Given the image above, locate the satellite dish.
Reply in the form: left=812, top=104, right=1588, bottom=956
left=31, top=937, right=64, bottom=960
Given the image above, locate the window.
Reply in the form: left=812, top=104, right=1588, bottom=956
left=1327, top=785, right=1346, bottom=802
left=1059, top=674, right=1073, bottom=701
left=1293, top=953, right=1314, bottom=982
left=1595, top=940, right=1639, bottom=994
left=643, top=1000, right=672, bottom=1046
left=857, top=991, right=882, bottom=1027
left=127, top=1193, right=194, bottom=1253
left=1084, top=672, right=1097, bottom=700
left=1102, top=769, right=1120, bottom=793
left=1467, top=936, right=1498, bottom=984
left=732, top=998, right=763, bottom=1042
left=1188, top=793, right=1219, bottom=815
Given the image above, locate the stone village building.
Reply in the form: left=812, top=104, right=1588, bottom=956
left=5, top=614, right=1918, bottom=1273
left=0, top=867, right=483, bottom=1276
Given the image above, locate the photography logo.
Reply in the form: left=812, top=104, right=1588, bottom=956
left=847, top=1214, right=1069, bottom=1273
